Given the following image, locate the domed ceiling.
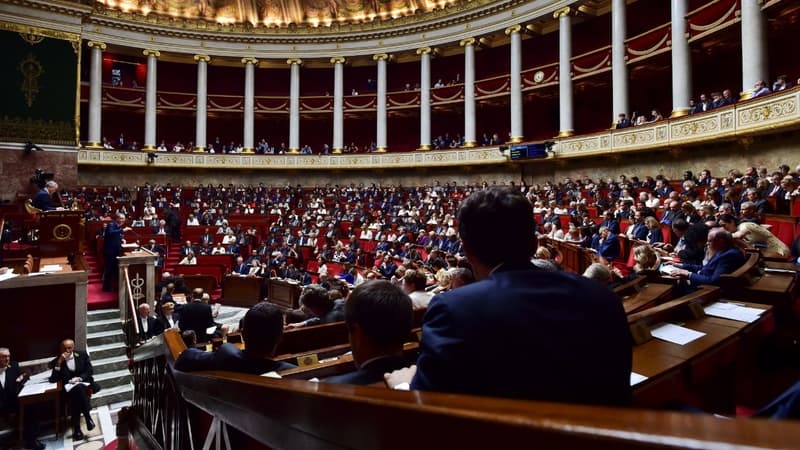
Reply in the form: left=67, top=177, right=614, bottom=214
left=96, top=0, right=468, bottom=27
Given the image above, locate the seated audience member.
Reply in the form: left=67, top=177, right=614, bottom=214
left=179, top=251, right=197, bottom=265
left=582, top=262, right=612, bottom=284
left=0, top=347, right=44, bottom=449
left=386, top=188, right=631, bottom=406
left=174, top=330, right=215, bottom=372
left=158, top=301, right=180, bottom=330
left=325, top=281, right=413, bottom=385
left=667, top=228, right=746, bottom=287
left=644, top=216, right=664, bottom=245
left=751, top=79, right=771, bottom=98
left=176, top=303, right=296, bottom=374
left=772, top=74, right=793, bottom=92
left=745, top=188, right=773, bottom=215
left=285, top=284, right=345, bottom=329
left=402, top=269, right=433, bottom=309
left=596, top=226, right=621, bottom=260
left=738, top=201, right=762, bottom=224
left=449, top=267, right=475, bottom=289
left=661, top=219, right=709, bottom=266
left=48, top=339, right=101, bottom=440
left=718, top=214, right=789, bottom=256
left=130, top=303, right=164, bottom=344
left=615, top=113, right=631, bottom=129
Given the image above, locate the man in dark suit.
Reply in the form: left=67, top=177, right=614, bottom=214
left=386, top=188, right=632, bottom=406
left=0, top=348, right=43, bottom=449
left=669, top=228, right=746, bottom=288
left=325, top=281, right=413, bottom=385
left=233, top=256, right=249, bottom=275
left=597, top=226, right=621, bottom=260
left=131, top=303, right=164, bottom=344
left=31, top=180, right=59, bottom=211
left=48, top=339, right=101, bottom=440
left=179, top=289, right=217, bottom=342
left=103, top=213, right=130, bottom=292
left=176, top=303, right=296, bottom=374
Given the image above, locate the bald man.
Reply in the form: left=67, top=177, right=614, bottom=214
left=48, top=339, right=101, bottom=440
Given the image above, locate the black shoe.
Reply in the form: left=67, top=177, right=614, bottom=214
left=24, top=439, right=45, bottom=450
left=86, top=418, right=96, bottom=431
left=73, top=429, right=85, bottom=440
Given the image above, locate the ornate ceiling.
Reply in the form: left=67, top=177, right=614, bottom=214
left=95, top=0, right=474, bottom=27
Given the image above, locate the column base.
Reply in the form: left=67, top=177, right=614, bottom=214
left=375, top=147, right=387, bottom=153
left=417, top=144, right=431, bottom=151
left=142, top=145, right=156, bottom=151
left=288, top=148, right=300, bottom=154
left=85, top=142, right=102, bottom=148
left=738, top=90, right=754, bottom=101
left=242, top=148, right=255, bottom=154
left=332, top=148, right=343, bottom=154
left=556, top=130, right=574, bottom=138
left=462, top=141, right=477, bottom=148
left=508, top=136, right=523, bottom=144
left=669, top=108, right=690, bottom=119
left=193, top=146, right=206, bottom=153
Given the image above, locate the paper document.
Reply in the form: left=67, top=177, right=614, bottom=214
left=28, top=370, right=51, bottom=383
left=0, top=271, right=19, bottom=282
left=261, top=371, right=282, bottom=379
left=40, top=265, right=63, bottom=272
left=650, top=323, right=706, bottom=345
left=64, top=381, right=91, bottom=392
left=205, top=326, right=217, bottom=335
left=704, top=302, right=764, bottom=323
left=630, top=372, right=648, bottom=386
left=658, top=264, right=680, bottom=276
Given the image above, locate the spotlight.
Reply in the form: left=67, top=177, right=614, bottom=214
left=24, top=141, right=44, bottom=155
left=146, top=152, right=158, bottom=164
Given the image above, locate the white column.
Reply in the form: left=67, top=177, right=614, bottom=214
left=556, top=8, right=574, bottom=137
left=740, top=0, right=768, bottom=99
left=417, top=47, right=432, bottom=150
left=143, top=49, right=160, bottom=150
left=611, top=0, right=629, bottom=127
left=287, top=59, right=302, bottom=154
left=373, top=53, right=388, bottom=153
left=670, top=0, right=691, bottom=117
left=86, top=41, right=106, bottom=148
left=193, top=54, right=211, bottom=152
left=506, top=25, right=523, bottom=143
left=241, top=57, right=258, bottom=153
left=331, top=57, right=345, bottom=154
left=461, top=38, right=477, bottom=147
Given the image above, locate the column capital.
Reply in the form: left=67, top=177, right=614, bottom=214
left=459, top=37, right=476, bottom=47
left=87, top=40, right=106, bottom=50
left=194, top=54, right=211, bottom=63
left=286, top=58, right=303, bottom=65
left=504, top=24, right=521, bottom=35
left=416, top=47, right=432, bottom=55
left=373, top=53, right=389, bottom=61
left=142, top=49, right=161, bottom=58
left=241, top=57, right=259, bottom=66
left=330, top=56, right=346, bottom=65
left=553, top=6, right=573, bottom=19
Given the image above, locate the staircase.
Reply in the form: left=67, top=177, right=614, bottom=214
left=87, top=308, right=133, bottom=407
left=84, top=251, right=118, bottom=310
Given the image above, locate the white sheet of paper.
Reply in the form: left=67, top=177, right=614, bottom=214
left=64, top=381, right=91, bottom=392
left=0, top=272, right=19, bottom=282
left=658, top=264, right=679, bottom=276
left=28, top=370, right=51, bottom=383
left=40, top=265, right=63, bottom=272
left=630, top=372, right=648, bottom=386
left=704, top=302, right=764, bottom=323
left=261, top=371, right=282, bottom=379
left=18, top=381, right=57, bottom=397
left=205, top=326, right=217, bottom=335
left=650, top=323, right=706, bottom=345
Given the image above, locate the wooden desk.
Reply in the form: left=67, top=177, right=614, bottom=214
left=223, top=275, right=263, bottom=307
left=619, top=282, right=673, bottom=314
left=268, top=278, right=302, bottom=310
left=18, top=381, right=61, bottom=441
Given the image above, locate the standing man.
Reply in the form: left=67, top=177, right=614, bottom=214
left=0, top=347, right=43, bottom=449
left=386, top=188, right=632, bottom=406
left=103, top=212, right=131, bottom=292
left=31, top=180, right=59, bottom=211
left=165, top=206, right=182, bottom=243
left=48, top=339, right=101, bottom=441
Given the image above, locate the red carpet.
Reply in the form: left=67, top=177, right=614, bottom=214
left=85, top=253, right=118, bottom=310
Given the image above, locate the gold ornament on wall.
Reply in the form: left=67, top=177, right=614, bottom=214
left=18, top=53, right=44, bottom=108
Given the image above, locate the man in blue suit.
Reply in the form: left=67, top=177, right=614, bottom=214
left=31, top=180, right=59, bottom=211
left=597, top=226, right=621, bottom=260
left=175, top=302, right=296, bottom=375
left=669, top=228, right=745, bottom=287
left=325, top=281, right=413, bottom=386
left=386, top=188, right=632, bottom=406
left=102, top=213, right=130, bottom=292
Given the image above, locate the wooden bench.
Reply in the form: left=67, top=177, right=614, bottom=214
left=719, top=251, right=797, bottom=307
left=613, top=276, right=674, bottom=314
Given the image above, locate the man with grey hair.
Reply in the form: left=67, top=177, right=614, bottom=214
left=102, top=212, right=131, bottom=291
left=1, top=347, right=44, bottom=449
left=31, top=180, right=59, bottom=211
left=582, top=263, right=612, bottom=284
left=667, top=228, right=745, bottom=288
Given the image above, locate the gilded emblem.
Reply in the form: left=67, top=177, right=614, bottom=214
left=18, top=53, right=44, bottom=108
left=53, top=224, right=73, bottom=241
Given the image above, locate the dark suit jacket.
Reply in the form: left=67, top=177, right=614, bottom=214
left=137, top=315, right=164, bottom=341
left=103, top=222, right=124, bottom=256
left=647, top=227, right=664, bottom=245
left=0, top=361, right=23, bottom=413
left=32, top=188, right=56, bottom=211
left=630, top=223, right=648, bottom=241
left=157, top=312, right=180, bottom=331
left=598, top=236, right=621, bottom=260
left=234, top=264, right=249, bottom=275
left=684, top=247, right=746, bottom=286
left=48, top=351, right=101, bottom=393
left=324, top=355, right=409, bottom=386
left=179, top=300, right=216, bottom=342
left=410, top=262, right=632, bottom=406
left=176, top=343, right=296, bottom=374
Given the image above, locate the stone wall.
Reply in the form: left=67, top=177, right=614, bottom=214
left=0, top=146, right=78, bottom=201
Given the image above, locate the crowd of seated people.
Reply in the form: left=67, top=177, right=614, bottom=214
left=430, top=131, right=502, bottom=149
